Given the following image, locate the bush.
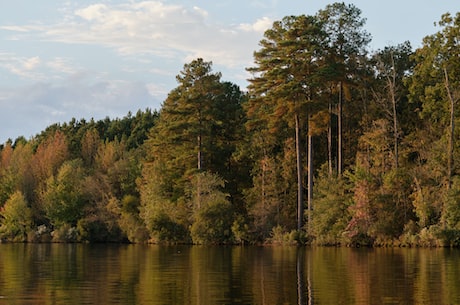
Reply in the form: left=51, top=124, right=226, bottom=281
left=149, top=212, right=189, bottom=243
left=51, top=224, right=78, bottom=242
left=231, top=215, right=251, bottom=244
left=267, top=225, right=298, bottom=245
left=191, top=201, right=234, bottom=244
left=417, top=226, right=442, bottom=247
left=77, top=218, right=125, bottom=243
left=438, top=229, right=460, bottom=247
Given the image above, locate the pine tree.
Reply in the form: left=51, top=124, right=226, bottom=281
left=247, top=15, right=326, bottom=232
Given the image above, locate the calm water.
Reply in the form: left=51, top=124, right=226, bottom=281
left=0, top=244, right=459, bottom=304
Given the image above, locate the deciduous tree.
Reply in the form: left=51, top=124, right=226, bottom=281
left=0, top=191, right=32, bottom=242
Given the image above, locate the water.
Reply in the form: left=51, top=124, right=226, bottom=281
left=0, top=244, right=459, bottom=305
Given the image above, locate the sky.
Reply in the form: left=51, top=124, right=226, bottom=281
left=0, top=1, right=458, bottom=143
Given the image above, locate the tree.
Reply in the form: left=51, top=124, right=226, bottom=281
left=317, top=2, right=371, bottom=176
left=143, top=59, right=227, bottom=200
left=42, top=159, right=87, bottom=229
left=310, top=165, right=351, bottom=245
left=0, top=141, right=34, bottom=206
left=247, top=14, right=326, bottom=231
left=31, top=130, right=69, bottom=221
left=81, top=128, right=101, bottom=167
left=139, top=159, right=190, bottom=243
left=167, top=58, right=223, bottom=172
left=140, top=59, right=245, bottom=242
left=208, top=81, right=248, bottom=209
left=0, top=191, right=32, bottom=242
left=407, top=13, right=460, bottom=243
left=189, top=172, right=234, bottom=244
left=410, top=13, right=460, bottom=191
left=352, top=120, right=415, bottom=243
left=371, top=42, right=414, bottom=169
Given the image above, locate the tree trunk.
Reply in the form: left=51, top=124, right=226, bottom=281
left=197, top=134, right=203, bottom=171
left=295, top=113, right=304, bottom=231
left=328, top=100, right=333, bottom=177
left=197, top=109, right=203, bottom=209
left=391, top=90, right=399, bottom=169
left=197, top=105, right=204, bottom=171
left=389, top=53, right=399, bottom=169
left=338, top=81, right=343, bottom=176
left=444, top=67, right=455, bottom=190
left=307, top=120, right=313, bottom=229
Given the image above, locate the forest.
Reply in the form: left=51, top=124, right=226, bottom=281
left=1, top=3, right=460, bottom=246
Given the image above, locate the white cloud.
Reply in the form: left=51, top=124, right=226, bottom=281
left=5, top=1, right=265, bottom=69
left=0, top=53, right=79, bottom=81
left=46, top=57, right=78, bottom=75
left=0, top=54, right=43, bottom=80
left=0, top=77, right=161, bottom=142
left=0, top=25, right=31, bottom=32
left=239, top=17, right=272, bottom=33
left=75, top=4, right=108, bottom=21
left=23, top=56, right=41, bottom=70
left=0, top=1, right=273, bottom=142
left=193, top=6, right=209, bottom=19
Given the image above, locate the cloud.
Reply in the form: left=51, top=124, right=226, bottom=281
left=0, top=76, right=161, bottom=143
left=0, top=53, right=79, bottom=81
left=23, top=56, right=41, bottom=70
left=239, top=17, right=272, bottom=33
left=46, top=57, right=78, bottom=75
left=0, top=25, right=31, bottom=32
left=0, top=1, right=275, bottom=143
left=0, top=54, right=43, bottom=80
left=75, top=4, right=109, bottom=21
left=4, top=1, right=268, bottom=68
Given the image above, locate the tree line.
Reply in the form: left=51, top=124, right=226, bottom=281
left=1, top=3, right=460, bottom=246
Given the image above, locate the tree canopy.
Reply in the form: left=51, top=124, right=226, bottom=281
left=1, top=4, right=460, bottom=246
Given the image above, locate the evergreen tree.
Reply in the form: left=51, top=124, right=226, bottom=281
left=140, top=59, right=246, bottom=243
left=246, top=14, right=326, bottom=232
left=317, top=2, right=371, bottom=175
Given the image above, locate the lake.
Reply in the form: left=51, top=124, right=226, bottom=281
left=0, top=244, right=459, bottom=304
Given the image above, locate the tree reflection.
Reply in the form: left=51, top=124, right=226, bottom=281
left=0, top=245, right=460, bottom=304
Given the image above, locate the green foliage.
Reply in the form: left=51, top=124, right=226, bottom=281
left=371, top=169, right=414, bottom=239
left=445, top=186, right=460, bottom=229
left=244, top=151, right=297, bottom=242
left=190, top=201, right=234, bottom=244
left=437, top=176, right=460, bottom=246
left=411, top=179, right=443, bottom=229
left=42, top=159, right=87, bottom=228
left=189, top=172, right=234, bottom=244
left=0, top=191, right=32, bottom=242
left=139, top=159, right=190, bottom=243
left=231, top=215, right=251, bottom=244
left=77, top=216, right=124, bottom=243
left=145, top=211, right=189, bottom=243
left=3, top=6, right=460, bottom=247
left=310, top=165, right=351, bottom=245
left=267, top=225, right=299, bottom=245
left=118, top=195, right=148, bottom=242
left=51, top=223, right=79, bottom=243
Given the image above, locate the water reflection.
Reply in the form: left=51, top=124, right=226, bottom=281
left=0, top=244, right=459, bottom=304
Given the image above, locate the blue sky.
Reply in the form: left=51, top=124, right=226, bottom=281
left=0, top=1, right=458, bottom=143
